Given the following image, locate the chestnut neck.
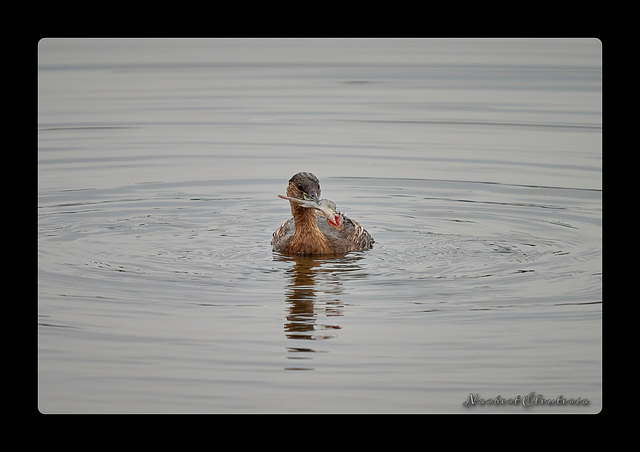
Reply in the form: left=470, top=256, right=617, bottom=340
left=290, top=203, right=319, bottom=232
left=289, top=202, right=331, bottom=254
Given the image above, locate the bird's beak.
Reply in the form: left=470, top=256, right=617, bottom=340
left=306, top=191, right=321, bottom=204
left=278, top=193, right=326, bottom=215
left=278, top=194, right=320, bottom=209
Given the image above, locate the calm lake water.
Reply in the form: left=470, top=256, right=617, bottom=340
left=38, top=38, right=602, bottom=413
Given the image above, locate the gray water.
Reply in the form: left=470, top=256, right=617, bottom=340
left=38, top=38, right=602, bottom=413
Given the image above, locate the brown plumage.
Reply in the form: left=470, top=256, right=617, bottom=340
left=272, top=172, right=374, bottom=255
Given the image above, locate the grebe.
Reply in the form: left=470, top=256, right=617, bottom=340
left=272, top=172, right=374, bottom=255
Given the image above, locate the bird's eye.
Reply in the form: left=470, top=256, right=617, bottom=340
left=297, top=184, right=304, bottom=191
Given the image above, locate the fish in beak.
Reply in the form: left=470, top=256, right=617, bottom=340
left=278, top=194, right=345, bottom=231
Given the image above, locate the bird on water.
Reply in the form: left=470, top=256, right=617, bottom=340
left=272, top=172, right=374, bottom=255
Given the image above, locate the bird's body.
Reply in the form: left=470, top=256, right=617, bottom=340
left=273, top=210, right=373, bottom=254
left=272, top=172, right=374, bottom=255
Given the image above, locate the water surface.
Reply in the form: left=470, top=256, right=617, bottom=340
left=38, top=38, right=602, bottom=413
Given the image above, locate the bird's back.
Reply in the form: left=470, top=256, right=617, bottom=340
left=317, top=215, right=374, bottom=253
left=271, top=218, right=295, bottom=251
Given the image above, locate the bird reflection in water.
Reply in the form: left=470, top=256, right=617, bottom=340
left=274, top=253, right=365, bottom=371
